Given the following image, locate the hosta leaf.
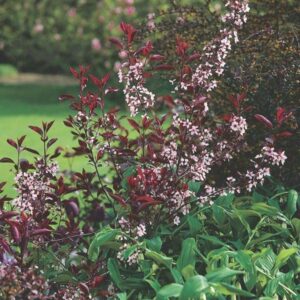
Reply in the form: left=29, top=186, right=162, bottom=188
left=188, top=181, right=201, bottom=194
left=181, top=264, right=197, bottom=280
left=122, top=244, right=139, bottom=260
left=187, top=215, right=202, bottom=235
left=108, top=258, right=123, bottom=289
left=179, top=275, right=209, bottom=300
left=264, top=271, right=294, bottom=297
left=255, top=248, right=276, bottom=275
left=212, top=204, right=226, bottom=224
left=177, top=238, right=197, bottom=273
left=213, top=282, right=255, bottom=297
left=199, top=235, right=229, bottom=248
left=88, top=227, right=120, bottom=261
left=146, top=236, right=162, bottom=252
left=215, top=193, right=234, bottom=208
left=292, top=218, right=300, bottom=238
left=274, top=248, right=298, bottom=271
left=116, top=293, right=127, bottom=300
left=145, top=278, right=161, bottom=293
left=171, top=268, right=184, bottom=284
left=157, top=283, right=183, bottom=300
left=286, top=190, right=298, bottom=218
left=236, top=251, right=257, bottom=291
left=251, top=203, right=278, bottom=216
left=145, top=249, right=173, bottom=269
left=206, top=267, right=243, bottom=282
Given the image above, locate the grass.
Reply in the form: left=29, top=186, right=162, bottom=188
left=0, top=64, right=18, bottom=78
left=0, top=83, right=90, bottom=195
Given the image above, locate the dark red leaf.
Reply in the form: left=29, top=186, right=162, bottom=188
left=276, top=131, right=293, bottom=139
left=108, top=37, right=123, bottom=49
left=128, top=119, right=140, bottom=133
left=89, top=74, right=102, bottom=87
left=0, top=157, right=14, bottom=164
left=150, top=54, right=165, bottom=61
left=0, top=211, right=18, bottom=220
left=29, top=125, right=43, bottom=136
left=59, top=94, right=76, bottom=101
left=10, top=225, right=21, bottom=244
left=254, top=114, right=273, bottom=129
left=187, top=53, right=201, bottom=62
left=47, top=138, right=58, bottom=149
left=110, top=193, right=127, bottom=207
left=154, top=64, right=174, bottom=71
left=135, top=195, right=155, bottom=203
left=31, top=229, right=52, bottom=236
left=96, top=149, right=104, bottom=161
left=17, top=135, right=26, bottom=147
left=7, top=139, right=17, bottom=149
left=79, top=283, right=90, bottom=295
left=70, top=67, right=79, bottom=79
left=276, top=107, right=285, bottom=126
left=101, top=73, right=110, bottom=86
left=24, top=147, right=40, bottom=155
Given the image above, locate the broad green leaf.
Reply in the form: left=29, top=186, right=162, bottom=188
left=157, top=283, right=183, bottom=300
left=251, top=203, right=278, bottom=216
left=286, top=190, right=298, bottom=218
left=292, top=218, right=300, bottom=238
left=213, top=282, right=255, bottom=297
left=206, top=267, right=243, bottom=282
left=181, top=264, right=197, bottom=280
left=212, top=204, right=226, bottom=224
left=171, top=268, right=184, bottom=284
left=145, top=278, right=161, bottom=293
left=145, top=249, right=173, bottom=269
left=188, top=181, right=201, bottom=194
left=199, top=235, right=229, bottom=248
left=274, top=248, right=298, bottom=270
left=50, top=271, right=76, bottom=284
left=187, top=215, right=202, bottom=235
left=177, top=238, right=197, bottom=273
left=215, top=193, right=234, bottom=208
left=255, top=248, right=276, bottom=275
left=122, top=244, right=139, bottom=260
left=108, top=258, right=123, bottom=289
left=116, top=292, right=127, bottom=300
left=139, top=259, right=152, bottom=276
left=146, top=236, right=162, bottom=252
left=264, top=271, right=294, bottom=297
left=236, top=250, right=257, bottom=291
left=179, top=275, right=209, bottom=300
left=88, top=227, right=120, bottom=261
left=123, top=277, right=145, bottom=289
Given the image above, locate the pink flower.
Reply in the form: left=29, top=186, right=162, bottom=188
left=53, top=33, right=61, bottom=41
left=33, top=22, right=44, bottom=33
left=125, top=6, right=136, bottom=15
left=119, top=50, right=128, bottom=59
left=68, top=7, right=77, bottom=18
left=91, top=38, right=102, bottom=52
left=114, top=61, right=122, bottom=72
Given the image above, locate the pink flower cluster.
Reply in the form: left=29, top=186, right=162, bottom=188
left=192, top=0, right=249, bottom=91
left=118, top=61, right=155, bottom=116
left=13, top=161, right=58, bottom=214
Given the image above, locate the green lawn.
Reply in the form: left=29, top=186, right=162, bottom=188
left=0, top=83, right=87, bottom=195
